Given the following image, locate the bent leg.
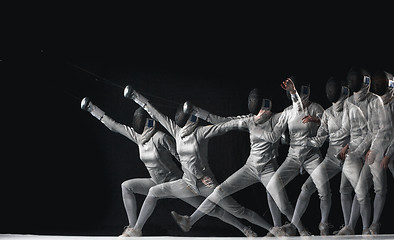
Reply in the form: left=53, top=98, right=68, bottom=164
left=121, top=178, right=156, bottom=227
left=133, top=179, right=195, bottom=231
left=266, top=156, right=300, bottom=220
left=190, top=166, right=257, bottom=224
left=260, top=160, right=283, bottom=227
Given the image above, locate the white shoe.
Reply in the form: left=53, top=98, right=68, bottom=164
left=281, top=223, right=297, bottom=236
left=299, top=229, right=311, bottom=236
left=242, top=226, right=257, bottom=237
left=118, top=226, right=142, bottom=237
left=171, top=211, right=192, bottom=232
left=336, top=225, right=354, bottom=235
left=266, top=226, right=287, bottom=237
left=318, top=222, right=332, bottom=235
left=369, top=222, right=381, bottom=235
left=332, top=224, right=345, bottom=235
left=362, top=228, right=371, bottom=235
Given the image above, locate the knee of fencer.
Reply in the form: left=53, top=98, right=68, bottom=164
left=300, top=183, right=316, bottom=197
left=355, top=191, right=370, bottom=205
left=147, top=186, right=160, bottom=198
left=373, top=186, right=387, bottom=197
left=266, top=178, right=282, bottom=194
left=339, top=185, right=353, bottom=196
left=317, top=184, right=331, bottom=200
left=232, top=205, right=248, bottom=218
left=340, top=192, right=352, bottom=200
left=121, top=181, right=133, bottom=194
left=318, top=191, right=332, bottom=201
left=208, top=185, right=226, bottom=204
left=209, top=205, right=225, bottom=218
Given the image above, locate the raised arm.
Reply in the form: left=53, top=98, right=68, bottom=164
left=124, top=86, right=178, bottom=137
left=80, top=97, right=137, bottom=143
left=281, top=77, right=304, bottom=111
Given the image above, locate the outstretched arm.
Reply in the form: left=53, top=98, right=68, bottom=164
left=124, top=86, right=178, bottom=137
left=81, top=97, right=137, bottom=143
left=197, top=117, right=249, bottom=140
left=184, top=101, right=250, bottom=126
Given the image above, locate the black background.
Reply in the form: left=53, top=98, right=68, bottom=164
left=1, top=2, right=393, bottom=237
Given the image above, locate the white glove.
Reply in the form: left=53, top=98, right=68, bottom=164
left=124, top=85, right=149, bottom=107
left=81, top=97, right=105, bottom=120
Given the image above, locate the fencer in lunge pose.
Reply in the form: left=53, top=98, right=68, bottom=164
left=170, top=89, right=296, bottom=237
left=122, top=86, right=279, bottom=237
left=336, top=67, right=391, bottom=235
left=80, top=98, right=183, bottom=237
left=257, top=78, right=328, bottom=236
left=302, top=77, right=368, bottom=235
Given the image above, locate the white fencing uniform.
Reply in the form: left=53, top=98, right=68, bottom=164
left=130, top=92, right=273, bottom=235
left=259, top=92, right=326, bottom=232
left=345, top=83, right=391, bottom=231
left=183, top=107, right=294, bottom=229
left=87, top=106, right=183, bottom=228
left=304, top=98, right=367, bottom=227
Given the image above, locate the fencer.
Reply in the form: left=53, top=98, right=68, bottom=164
left=336, top=67, right=391, bottom=235
left=258, top=78, right=327, bottom=236
left=122, top=86, right=278, bottom=237
left=170, top=89, right=295, bottom=237
left=301, top=77, right=368, bottom=235
left=372, top=70, right=394, bottom=177
left=80, top=98, right=183, bottom=237
left=364, top=70, right=393, bottom=233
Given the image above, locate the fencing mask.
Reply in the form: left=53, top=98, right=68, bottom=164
left=132, top=107, right=149, bottom=134
left=175, top=103, right=191, bottom=128
left=248, top=88, right=263, bottom=115
left=326, top=77, right=342, bottom=103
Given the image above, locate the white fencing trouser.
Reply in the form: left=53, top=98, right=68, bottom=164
left=354, top=151, right=387, bottom=227
left=133, top=178, right=272, bottom=232
left=341, top=153, right=372, bottom=230
left=121, top=178, right=157, bottom=227
left=190, top=160, right=293, bottom=227
left=266, top=145, right=327, bottom=231
left=301, top=145, right=362, bottom=226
